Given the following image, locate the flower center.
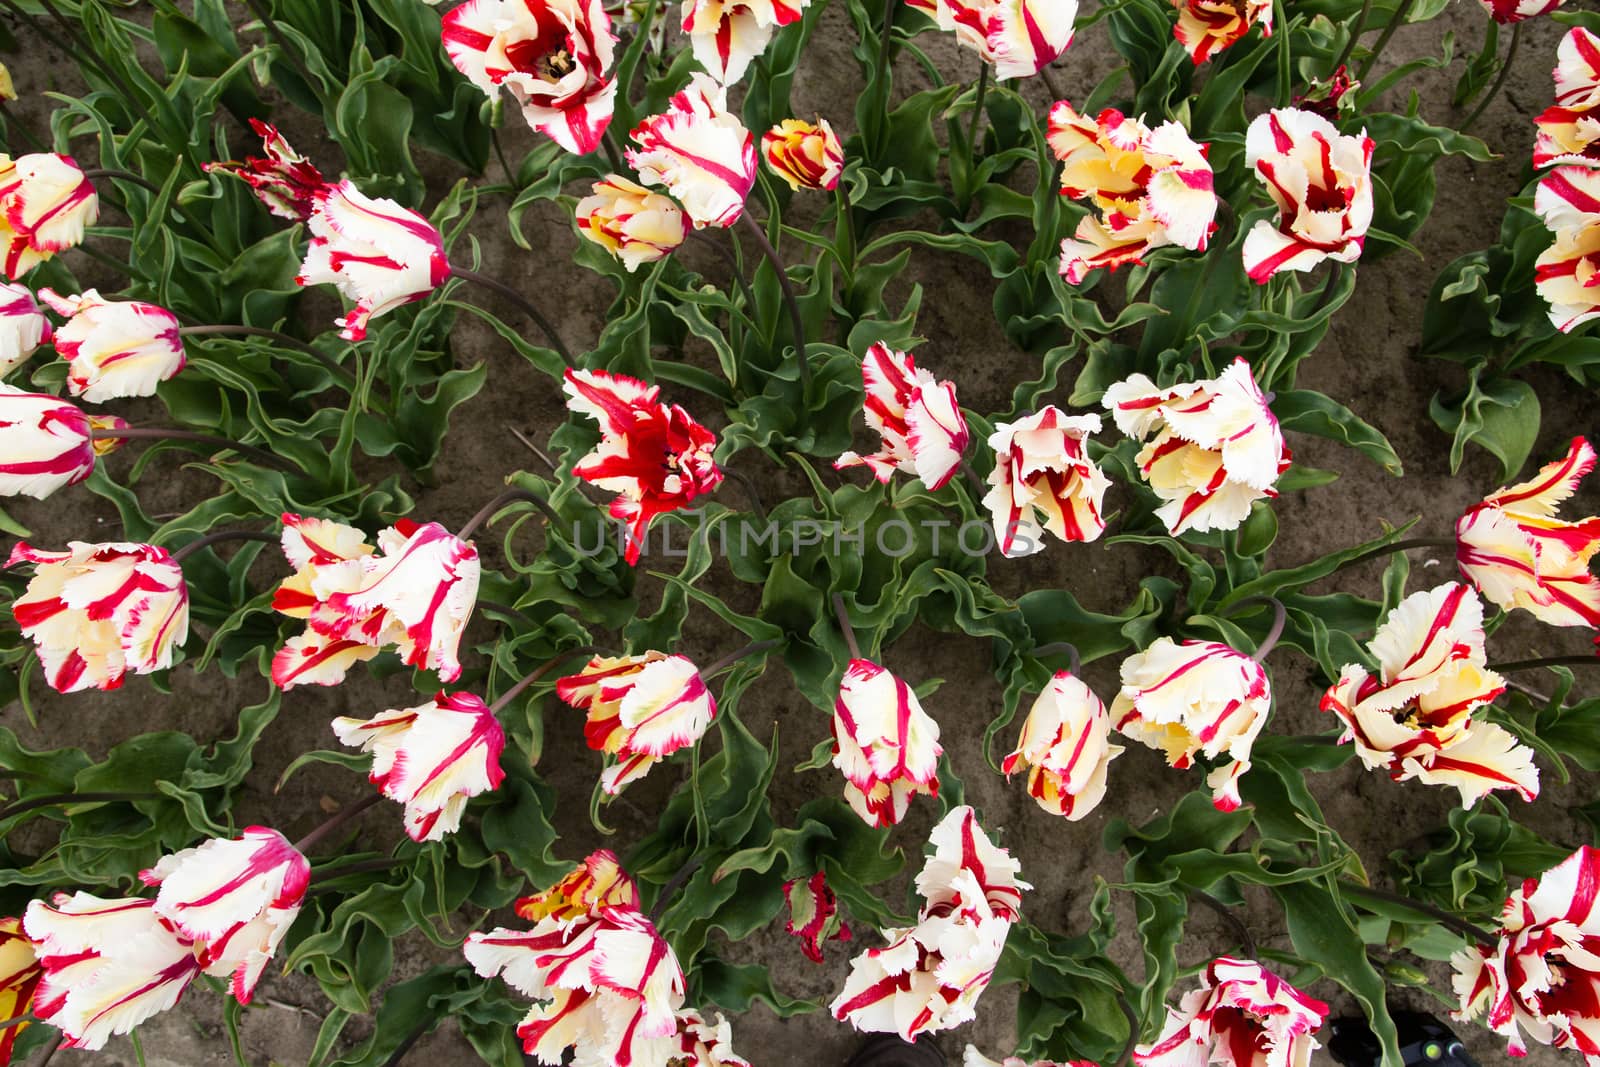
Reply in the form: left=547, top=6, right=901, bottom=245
left=538, top=49, right=577, bottom=81
left=1304, top=182, right=1349, bottom=213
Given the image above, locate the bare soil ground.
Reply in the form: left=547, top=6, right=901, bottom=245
left=1, top=1, right=1596, bottom=1064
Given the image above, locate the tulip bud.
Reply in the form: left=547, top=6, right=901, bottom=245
left=1002, top=671, right=1123, bottom=819
left=576, top=174, right=689, bottom=271
left=1170, top=0, right=1271, bottom=63
left=0, top=152, right=98, bottom=278
left=762, top=118, right=844, bottom=192
left=39, top=288, right=186, bottom=402
left=557, top=651, right=717, bottom=793
left=831, top=659, right=942, bottom=827
left=984, top=406, right=1111, bottom=556
left=627, top=74, right=757, bottom=229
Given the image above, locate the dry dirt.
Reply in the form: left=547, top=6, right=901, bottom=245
left=1, top=0, right=1597, bottom=1065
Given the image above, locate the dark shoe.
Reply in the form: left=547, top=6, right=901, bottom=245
left=845, top=1033, right=947, bottom=1067
left=1326, top=1011, right=1479, bottom=1067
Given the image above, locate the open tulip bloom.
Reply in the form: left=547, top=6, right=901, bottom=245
left=1242, top=108, right=1374, bottom=282
left=984, top=406, right=1111, bottom=556
left=0, top=152, right=98, bottom=278
left=1104, top=357, right=1289, bottom=536
left=681, top=0, right=808, bottom=86
left=1322, top=582, right=1538, bottom=807
left=835, top=341, right=970, bottom=491
left=1535, top=166, right=1600, bottom=332
left=1535, top=28, right=1600, bottom=170
left=906, top=0, right=1076, bottom=78
left=1135, top=957, right=1328, bottom=1067
left=557, top=650, right=718, bottom=793
left=1456, top=436, right=1600, bottom=629
left=627, top=74, right=758, bottom=229
left=1170, top=0, right=1272, bottom=63
left=830, top=658, right=943, bottom=827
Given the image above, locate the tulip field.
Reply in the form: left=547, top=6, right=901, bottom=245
left=1, top=0, right=1600, bottom=1064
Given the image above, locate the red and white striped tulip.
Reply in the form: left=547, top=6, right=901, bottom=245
left=140, top=827, right=309, bottom=1004
left=0, top=918, right=41, bottom=1064
left=1535, top=29, right=1600, bottom=170
left=983, top=406, right=1110, bottom=557
left=835, top=342, right=969, bottom=491
left=39, top=288, right=185, bottom=402
left=762, top=118, right=844, bottom=191
left=1243, top=108, right=1374, bottom=281
left=464, top=887, right=686, bottom=1063
left=1457, top=437, right=1600, bottom=629
left=298, top=180, right=451, bottom=342
left=1170, top=0, right=1271, bottom=63
left=1135, top=957, right=1328, bottom=1067
left=514, top=849, right=638, bottom=924
left=0, top=280, right=50, bottom=373
left=1104, top=357, right=1289, bottom=536
left=637, top=1009, right=751, bottom=1067
left=563, top=368, right=723, bottom=564
left=441, top=0, right=618, bottom=155
left=0, top=386, right=122, bottom=499
left=832, top=806, right=1026, bottom=1040
left=905, top=0, right=1077, bottom=78
left=7, top=540, right=189, bottom=693
left=205, top=119, right=327, bottom=221
left=1454, top=845, right=1600, bottom=1061
left=831, top=658, right=943, bottom=827
left=1111, top=638, right=1272, bottom=812
left=1049, top=102, right=1217, bottom=283
left=23, top=893, right=200, bottom=1051
left=0, top=153, right=98, bottom=278
left=1477, top=0, right=1565, bottom=23
left=784, top=870, right=851, bottom=963
left=557, top=651, right=717, bottom=793
left=576, top=174, right=689, bottom=271
left=1321, top=582, right=1537, bottom=807
left=681, top=0, right=807, bottom=85
left=1002, top=671, right=1123, bottom=820
left=627, top=74, right=757, bottom=229
left=1535, top=167, right=1600, bottom=332
left=271, top=513, right=383, bottom=689
left=965, top=1051, right=1094, bottom=1067
left=332, top=692, right=507, bottom=842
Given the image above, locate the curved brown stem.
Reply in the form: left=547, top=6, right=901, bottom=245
left=488, top=646, right=602, bottom=714
left=292, top=792, right=383, bottom=854
left=1222, top=595, right=1287, bottom=662
left=832, top=593, right=863, bottom=661
left=168, top=529, right=279, bottom=565
left=89, top=426, right=295, bottom=473
left=1462, top=22, right=1521, bottom=132
left=1487, top=654, right=1599, bottom=674
left=457, top=487, right=562, bottom=542
left=82, top=168, right=162, bottom=194
left=1115, top=992, right=1140, bottom=1067
left=451, top=266, right=575, bottom=368
left=702, top=638, right=781, bottom=678
left=1340, top=881, right=1497, bottom=946
left=1031, top=641, right=1081, bottom=676
left=649, top=855, right=706, bottom=924
left=1189, top=890, right=1257, bottom=959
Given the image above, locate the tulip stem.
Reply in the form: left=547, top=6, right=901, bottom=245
left=1325, top=536, right=1456, bottom=578
left=0, top=1013, right=36, bottom=1031
left=31, top=1029, right=62, bottom=1067
left=649, top=854, right=706, bottom=924
left=178, top=324, right=368, bottom=392
left=88, top=426, right=293, bottom=473
left=242, top=0, right=322, bottom=101
left=1222, top=595, right=1287, bottom=662
left=958, top=457, right=988, bottom=499
left=1115, top=992, right=1140, bottom=1067
left=310, top=855, right=409, bottom=884
left=871, top=0, right=897, bottom=157
left=702, top=638, right=782, bottom=679
left=457, top=487, right=562, bottom=542
left=832, top=593, right=863, bottom=661
left=81, top=168, right=163, bottom=194
left=293, top=793, right=383, bottom=854
left=721, top=468, right=767, bottom=518
left=450, top=266, right=575, bottom=368
left=1339, top=881, right=1496, bottom=947
left=168, top=529, right=280, bottom=565
left=965, top=65, right=990, bottom=193
left=1354, top=0, right=1418, bottom=83
left=1486, top=654, right=1600, bottom=674
left=488, top=646, right=602, bottom=714
left=1189, top=890, right=1256, bottom=959
left=1462, top=22, right=1521, bottom=133
left=1032, top=641, right=1082, bottom=676
left=0, top=791, right=158, bottom=822
left=738, top=211, right=811, bottom=397
left=1329, top=0, right=1372, bottom=74
left=601, top=128, right=627, bottom=173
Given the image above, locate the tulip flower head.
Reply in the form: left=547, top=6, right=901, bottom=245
left=1002, top=670, right=1123, bottom=819
left=983, top=406, right=1111, bottom=557
left=1321, top=582, right=1537, bottom=807
left=0, top=386, right=114, bottom=499
left=0, top=918, right=41, bottom=1063
left=1534, top=29, right=1600, bottom=170
left=1049, top=102, right=1217, bottom=283
left=1457, top=437, right=1600, bottom=629
left=1478, top=0, right=1565, bottom=23
left=333, top=692, right=508, bottom=842
left=464, top=859, right=688, bottom=1065
left=784, top=870, right=852, bottom=963
left=681, top=0, right=808, bottom=85
left=442, top=0, right=618, bottom=154
left=39, top=288, right=186, bottom=402
left=762, top=118, right=844, bottom=191
left=965, top=1052, right=1093, bottom=1067
left=831, top=658, right=943, bottom=827
left=1134, top=957, right=1329, bottom=1067
left=627, top=74, right=757, bottom=229
left=1242, top=108, right=1374, bottom=282
left=298, top=180, right=452, bottom=342
left=7, top=540, right=190, bottom=693
left=1104, top=358, right=1289, bottom=535
left=832, top=806, right=1028, bottom=1040
left=557, top=651, right=717, bottom=793
left=140, top=827, right=309, bottom=1004
left=205, top=119, right=327, bottom=221
left=1170, top=0, right=1272, bottom=63
left=0, top=280, right=50, bottom=373
left=23, top=893, right=201, bottom=1051
left=271, top=513, right=383, bottom=688
left=576, top=174, right=689, bottom=270
left=641, top=1009, right=752, bottom=1066
left=1535, top=166, right=1600, bottom=332
left=1454, top=845, right=1600, bottom=1061
left=835, top=341, right=970, bottom=491
left=906, top=0, right=1077, bottom=78
left=563, top=368, right=724, bottom=564
left=515, top=848, right=638, bottom=923
left=1111, top=638, right=1272, bottom=811
left=0, top=152, right=98, bottom=278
